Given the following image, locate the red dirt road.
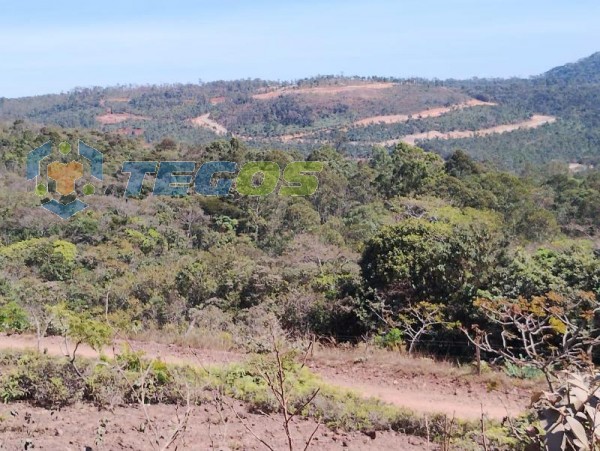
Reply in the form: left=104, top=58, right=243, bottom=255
left=0, top=334, right=529, bottom=421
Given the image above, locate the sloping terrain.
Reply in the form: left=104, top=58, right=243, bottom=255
left=352, top=99, right=496, bottom=126
left=388, top=114, right=556, bottom=146
left=188, top=113, right=228, bottom=135
left=274, top=99, right=502, bottom=144
left=1, top=53, right=600, bottom=168
left=251, top=81, right=396, bottom=100
left=96, top=112, right=150, bottom=125
left=0, top=334, right=528, bottom=421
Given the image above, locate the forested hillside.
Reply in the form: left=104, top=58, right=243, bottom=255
left=2, top=53, right=600, bottom=171
left=0, top=122, right=599, bottom=357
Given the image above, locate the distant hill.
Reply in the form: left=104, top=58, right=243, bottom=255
left=1, top=53, right=600, bottom=171
left=543, top=52, right=600, bottom=84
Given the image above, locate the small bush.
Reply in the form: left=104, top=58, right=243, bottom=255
left=0, top=372, right=27, bottom=402
left=1, top=353, right=86, bottom=408
left=503, top=361, right=543, bottom=380
left=375, top=328, right=403, bottom=351
left=0, top=301, right=29, bottom=333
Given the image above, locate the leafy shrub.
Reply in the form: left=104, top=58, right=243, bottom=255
left=375, top=328, right=403, bottom=351
left=86, top=364, right=126, bottom=407
left=0, top=372, right=27, bottom=402
left=125, top=227, right=165, bottom=255
left=0, top=353, right=86, bottom=408
left=0, top=301, right=29, bottom=333
left=503, top=361, right=543, bottom=380
left=0, top=238, right=77, bottom=281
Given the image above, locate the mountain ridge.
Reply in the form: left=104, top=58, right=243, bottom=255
left=1, top=52, right=600, bottom=171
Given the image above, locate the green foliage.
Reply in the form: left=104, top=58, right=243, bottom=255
left=51, top=303, right=112, bottom=353
left=0, top=238, right=44, bottom=259
left=0, top=119, right=597, bottom=357
left=0, top=352, right=85, bottom=408
left=493, top=241, right=600, bottom=298
left=125, top=227, right=165, bottom=255
left=0, top=372, right=27, bottom=403
left=360, top=206, right=503, bottom=315
left=374, top=328, right=403, bottom=351
left=0, top=238, right=78, bottom=281
left=372, top=143, right=444, bottom=197
left=52, top=240, right=77, bottom=261
left=0, top=301, right=29, bottom=333
left=502, top=362, right=543, bottom=380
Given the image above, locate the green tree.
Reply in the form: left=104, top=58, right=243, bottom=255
left=371, top=143, right=444, bottom=197
left=360, top=206, right=504, bottom=319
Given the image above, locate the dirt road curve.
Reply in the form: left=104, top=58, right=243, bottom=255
left=313, top=368, right=525, bottom=421
left=0, top=335, right=527, bottom=421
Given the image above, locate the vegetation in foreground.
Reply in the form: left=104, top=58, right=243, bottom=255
left=0, top=116, right=599, bottom=448
left=0, top=346, right=515, bottom=450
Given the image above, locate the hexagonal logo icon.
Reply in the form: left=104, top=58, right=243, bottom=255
left=26, top=140, right=103, bottom=219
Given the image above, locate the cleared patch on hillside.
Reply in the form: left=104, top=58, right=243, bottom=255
left=381, top=114, right=557, bottom=146
left=115, top=126, right=145, bottom=137
left=106, top=97, right=130, bottom=102
left=252, top=82, right=396, bottom=100
left=96, top=112, right=150, bottom=125
left=220, top=84, right=470, bottom=137
left=275, top=98, right=494, bottom=143
left=569, top=163, right=594, bottom=173
left=189, top=113, right=228, bottom=135
left=353, top=99, right=496, bottom=126
left=277, top=130, right=315, bottom=143
left=210, top=96, right=226, bottom=105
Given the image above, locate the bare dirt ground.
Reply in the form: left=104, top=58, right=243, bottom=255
left=352, top=99, right=496, bottom=127
left=569, top=162, right=594, bottom=173
left=252, top=82, right=396, bottom=100
left=0, top=334, right=239, bottom=368
left=381, top=114, right=557, bottom=146
left=189, top=113, right=228, bottom=135
left=309, top=347, right=530, bottom=421
left=105, top=97, right=130, bottom=103
left=276, top=130, right=319, bottom=143
left=0, top=335, right=530, bottom=421
left=96, top=113, right=150, bottom=125
left=209, top=96, right=226, bottom=105
left=0, top=402, right=430, bottom=451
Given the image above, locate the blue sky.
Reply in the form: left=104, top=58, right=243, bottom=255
left=1, top=0, right=599, bottom=98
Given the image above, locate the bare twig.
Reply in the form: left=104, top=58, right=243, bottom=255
left=227, top=399, right=276, bottom=451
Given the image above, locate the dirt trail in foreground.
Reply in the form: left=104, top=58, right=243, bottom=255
left=311, top=364, right=526, bottom=421
left=0, top=335, right=527, bottom=421
left=0, top=334, right=239, bottom=367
